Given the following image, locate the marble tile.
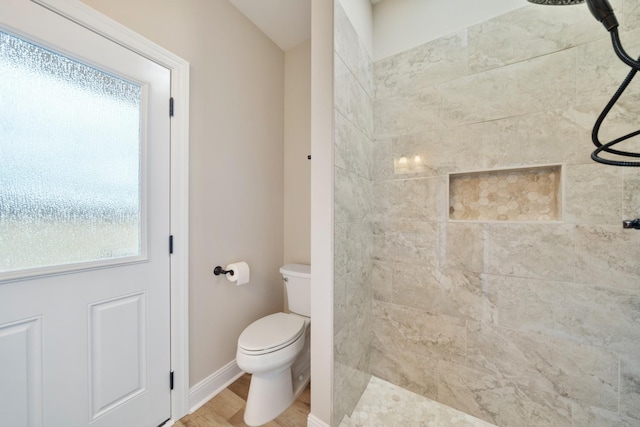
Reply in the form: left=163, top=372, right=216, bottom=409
left=345, top=266, right=372, bottom=316
left=436, top=269, right=497, bottom=324
left=335, top=55, right=373, bottom=138
left=334, top=2, right=358, bottom=81
left=493, top=109, right=592, bottom=167
left=335, top=268, right=372, bottom=339
left=381, top=115, right=574, bottom=181
left=371, top=260, right=392, bottom=303
left=370, top=137, right=393, bottom=181
left=466, top=322, right=618, bottom=411
left=374, top=177, right=445, bottom=222
left=468, top=3, right=613, bottom=73
left=389, top=124, right=491, bottom=178
left=621, top=352, right=640, bottom=421
left=335, top=110, right=372, bottom=180
left=572, top=404, right=640, bottom=427
left=485, top=223, right=575, bottom=282
left=438, top=361, right=572, bottom=427
left=388, top=261, right=494, bottom=324
left=489, top=274, right=640, bottom=354
left=624, top=0, right=640, bottom=32
left=344, top=377, right=496, bottom=427
left=390, top=261, right=440, bottom=312
left=439, top=49, right=576, bottom=127
left=335, top=312, right=372, bottom=419
left=371, top=227, right=386, bottom=262
left=449, top=166, right=561, bottom=222
left=576, top=27, right=640, bottom=106
left=373, top=85, right=443, bottom=139
left=372, top=300, right=467, bottom=366
left=374, top=30, right=469, bottom=100
left=356, top=47, right=374, bottom=102
left=334, top=273, right=348, bottom=335
left=439, top=222, right=485, bottom=273
left=334, top=166, right=373, bottom=224
left=575, top=224, right=640, bottom=291
left=369, top=217, right=390, bottom=257
left=334, top=2, right=373, bottom=99
left=373, top=217, right=438, bottom=236
left=381, top=85, right=590, bottom=177
left=370, top=346, right=439, bottom=400
left=390, top=130, right=447, bottom=178
left=334, top=221, right=372, bottom=278
left=333, top=361, right=371, bottom=427
left=339, top=414, right=355, bottom=427
left=375, top=224, right=439, bottom=266
left=564, top=164, right=623, bottom=224
left=335, top=312, right=371, bottom=369
left=623, top=170, right=640, bottom=219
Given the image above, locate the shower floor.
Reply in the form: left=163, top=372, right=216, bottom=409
left=340, top=377, right=497, bottom=427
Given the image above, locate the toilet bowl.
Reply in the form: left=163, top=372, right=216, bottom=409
left=236, top=264, right=311, bottom=426
left=236, top=313, right=310, bottom=425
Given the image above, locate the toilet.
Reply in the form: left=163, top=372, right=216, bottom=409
left=236, top=263, right=311, bottom=426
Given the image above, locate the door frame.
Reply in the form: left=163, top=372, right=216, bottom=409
left=30, top=0, right=191, bottom=421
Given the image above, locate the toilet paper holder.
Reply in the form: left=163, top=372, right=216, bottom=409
left=213, top=266, right=234, bottom=276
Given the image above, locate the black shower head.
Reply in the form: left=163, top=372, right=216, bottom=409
left=586, top=0, right=618, bottom=31
left=527, top=0, right=618, bottom=31
left=527, top=0, right=584, bottom=4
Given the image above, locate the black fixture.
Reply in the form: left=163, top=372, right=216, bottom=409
left=622, top=219, right=640, bottom=229
left=213, top=266, right=234, bottom=276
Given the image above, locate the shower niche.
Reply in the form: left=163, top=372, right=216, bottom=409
left=448, top=165, right=562, bottom=221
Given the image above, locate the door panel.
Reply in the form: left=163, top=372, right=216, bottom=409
left=0, top=317, right=43, bottom=427
left=0, top=1, right=171, bottom=426
left=89, top=292, right=147, bottom=421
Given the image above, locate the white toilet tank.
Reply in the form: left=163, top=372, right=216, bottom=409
left=280, top=264, right=310, bottom=317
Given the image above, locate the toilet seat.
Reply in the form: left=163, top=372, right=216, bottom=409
left=238, top=313, right=305, bottom=356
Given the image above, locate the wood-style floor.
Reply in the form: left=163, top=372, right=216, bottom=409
left=174, top=374, right=311, bottom=427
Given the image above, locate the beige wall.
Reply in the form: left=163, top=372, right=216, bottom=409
left=81, top=0, right=285, bottom=386
left=284, top=40, right=311, bottom=266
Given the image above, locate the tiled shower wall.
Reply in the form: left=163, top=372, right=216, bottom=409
left=333, top=2, right=374, bottom=425
left=363, top=1, right=640, bottom=427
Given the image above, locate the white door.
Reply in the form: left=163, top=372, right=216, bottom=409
left=0, top=1, right=172, bottom=426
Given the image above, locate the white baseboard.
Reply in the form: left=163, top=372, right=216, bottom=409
left=308, top=413, right=331, bottom=427
left=189, top=359, right=244, bottom=413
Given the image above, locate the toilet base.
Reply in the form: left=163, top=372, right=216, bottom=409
left=243, top=328, right=310, bottom=426
left=244, top=368, right=294, bottom=426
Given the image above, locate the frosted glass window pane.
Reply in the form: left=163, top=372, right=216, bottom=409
left=0, top=31, right=142, bottom=274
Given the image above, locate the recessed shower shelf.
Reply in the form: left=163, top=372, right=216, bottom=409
left=448, top=165, right=562, bottom=222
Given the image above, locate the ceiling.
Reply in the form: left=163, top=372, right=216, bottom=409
left=227, top=0, right=312, bottom=51
left=227, top=0, right=385, bottom=52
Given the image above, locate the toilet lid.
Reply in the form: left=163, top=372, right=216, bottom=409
left=238, top=313, right=305, bottom=353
